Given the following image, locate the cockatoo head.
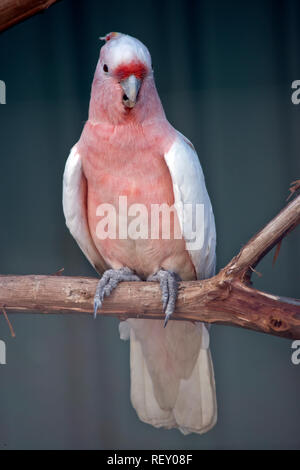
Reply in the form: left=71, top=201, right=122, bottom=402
left=90, top=32, right=162, bottom=124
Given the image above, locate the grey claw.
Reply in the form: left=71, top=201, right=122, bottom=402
left=94, top=298, right=101, bottom=319
left=147, top=269, right=181, bottom=327
left=93, top=267, right=141, bottom=319
left=164, top=314, right=171, bottom=328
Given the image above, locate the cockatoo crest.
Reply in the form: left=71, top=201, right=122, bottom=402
left=98, top=32, right=152, bottom=75
left=100, top=31, right=119, bottom=42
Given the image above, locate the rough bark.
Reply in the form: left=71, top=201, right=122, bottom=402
left=1, top=194, right=299, bottom=340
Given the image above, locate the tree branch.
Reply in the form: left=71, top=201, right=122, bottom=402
left=1, top=194, right=299, bottom=340
left=225, top=193, right=300, bottom=280
left=0, top=0, right=61, bottom=33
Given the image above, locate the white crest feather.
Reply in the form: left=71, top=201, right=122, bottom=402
left=101, top=32, right=152, bottom=71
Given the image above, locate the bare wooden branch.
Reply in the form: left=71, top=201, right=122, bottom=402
left=0, top=0, right=60, bottom=33
left=1, top=273, right=300, bottom=339
left=0, top=194, right=299, bottom=340
left=225, top=194, right=300, bottom=279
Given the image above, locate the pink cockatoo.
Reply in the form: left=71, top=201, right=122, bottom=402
left=63, top=32, right=217, bottom=434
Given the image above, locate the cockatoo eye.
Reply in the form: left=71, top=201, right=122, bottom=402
left=103, top=64, right=109, bottom=73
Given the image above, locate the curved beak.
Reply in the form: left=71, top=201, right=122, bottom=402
left=121, top=75, right=141, bottom=108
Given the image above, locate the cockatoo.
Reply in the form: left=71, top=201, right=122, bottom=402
left=63, top=32, right=217, bottom=434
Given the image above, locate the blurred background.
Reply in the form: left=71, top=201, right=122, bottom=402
left=0, top=0, right=299, bottom=450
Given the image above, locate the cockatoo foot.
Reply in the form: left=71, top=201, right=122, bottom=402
left=147, top=269, right=181, bottom=327
left=94, top=267, right=141, bottom=319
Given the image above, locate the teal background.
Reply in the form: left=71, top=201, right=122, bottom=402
left=0, top=0, right=299, bottom=449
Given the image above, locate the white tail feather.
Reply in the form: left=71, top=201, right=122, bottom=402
left=130, top=327, right=177, bottom=429
left=173, top=348, right=217, bottom=434
left=121, top=319, right=217, bottom=435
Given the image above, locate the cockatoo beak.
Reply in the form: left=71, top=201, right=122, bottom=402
left=121, top=75, right=141, bottom=108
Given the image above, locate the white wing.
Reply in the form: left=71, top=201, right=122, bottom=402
left=63, top=145, right=107, bottom=274
left=164, top=132, right=216, bottom=279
